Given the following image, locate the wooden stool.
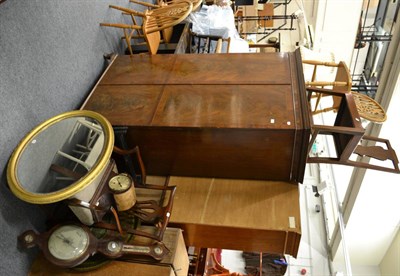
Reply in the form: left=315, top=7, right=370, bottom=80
left=303, top=60, right=351, bottom=114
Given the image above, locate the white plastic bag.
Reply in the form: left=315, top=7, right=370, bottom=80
left=187, top=5, right=249, bottom=53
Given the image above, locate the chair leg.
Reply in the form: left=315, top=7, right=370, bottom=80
left=109, top=4, right=146, bottom=17
left=311, top=65, right=317, bottom=83
left=307, top=129, right=319, bottom=158
left=215, top=38, right=223, bottom=53
left=100, top=22, right=141, bottom=55
left=123, top=29, right=133, bottom=56
left=313, top=93, right=322, bottom=112
left=226, top=37, right=231, bottom=53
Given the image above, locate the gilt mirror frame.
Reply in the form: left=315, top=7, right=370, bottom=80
left=7, top=110, right=114, bottom=204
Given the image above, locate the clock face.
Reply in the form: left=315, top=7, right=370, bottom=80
left=108, top=174, right=132, bottom=193
left=47, top=225, right=89, bottom=261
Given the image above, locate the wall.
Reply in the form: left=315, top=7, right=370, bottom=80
left=334, top=59, right=400, bottom=267
left=0, top=1, right=130, bottom=274
left=309, top=0, right=400, bottom=271
left=379, top=228, right=400, bottom=275
left=284, top=165, right=332, bottom=276
left=313, top=0, right=363, bottom=64
left=333, top=261, right=382, bottom=276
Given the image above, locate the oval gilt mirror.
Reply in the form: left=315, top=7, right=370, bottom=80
left=7, top=110, right=114, bottom=204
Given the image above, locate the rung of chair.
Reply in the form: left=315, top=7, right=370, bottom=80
left=130, top=0, right=160, bottom=8
left=100, top=22, right=141, bottom=30
left=305, top=81, right=348, bottom=87
left=303, top=60, right=339, bottom=67
left=109, top=4, right=146, bottom=17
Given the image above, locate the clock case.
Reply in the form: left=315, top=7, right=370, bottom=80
left=18, top=222, right=169, bottom=268
left=67, top=159, right=117, bottom=224
left=18, top=223, right=97, bottom=268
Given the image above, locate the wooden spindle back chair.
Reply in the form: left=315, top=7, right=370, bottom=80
left=127, top=0, right=200, bottom=44
left=131, top=0, right=202, bottom=11
left=189, top=30, right=231, bottom=53
left=100, top=1, right=193, bottom=55
left=306, top=87, right=399, bottom=174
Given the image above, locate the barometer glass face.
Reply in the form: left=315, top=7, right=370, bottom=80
left=48, top=224, right=89, bottom=261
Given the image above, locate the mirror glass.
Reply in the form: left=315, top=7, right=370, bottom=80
left=7, top=111, right=114, bottom=204
left=17, top=117, right=105, bottom=194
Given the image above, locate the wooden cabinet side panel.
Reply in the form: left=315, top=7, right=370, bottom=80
left=95, top=54, right=293, bottom=86
left=127, top=127, right=295, bottom=181
left=286, top=231, right=302, bottom=258
left=81, top=52, right=310, bottom=182
left=99, top=54, right=177, bottom=85
left=153, top=84, right=296, bottom=129
left=168, top=53, right=292, bottom=85
left=289, top=49, right=311, bottom=183
left=170, top=223, right=300, bottom=256
left=168, top=178, right=301, bottom=257
left=83, top=85, right=164, bottom=126
left=173, top=229, right=190, bottom=276
left=169, top=177, right=213, bottom=223
left=169, top=177, right=301, bottom=232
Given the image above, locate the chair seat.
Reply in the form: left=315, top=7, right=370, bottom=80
left=351, top=91, right=387, bottom=123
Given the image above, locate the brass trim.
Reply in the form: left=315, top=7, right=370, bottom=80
left=6, top=110, right=114, bottom=204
